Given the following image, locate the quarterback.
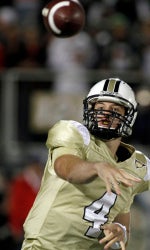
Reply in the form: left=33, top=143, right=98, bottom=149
left=21, top=78, right=150, bottom=250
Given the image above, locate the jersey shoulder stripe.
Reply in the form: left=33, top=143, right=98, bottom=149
left=134, top=150, right=150, bottom=181
left=70, top=120, right=90, bottom=145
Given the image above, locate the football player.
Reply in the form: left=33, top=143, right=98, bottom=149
left=21, top=78, right=150, bottom=250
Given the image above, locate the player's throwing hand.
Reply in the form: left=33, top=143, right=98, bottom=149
left=93, top=162, right=141, bottom=195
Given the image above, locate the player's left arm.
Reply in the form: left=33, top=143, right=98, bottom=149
left=99, top=212, right=130, bottom=250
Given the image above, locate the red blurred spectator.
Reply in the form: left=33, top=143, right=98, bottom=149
left=7, top=158, right=44, bottom=247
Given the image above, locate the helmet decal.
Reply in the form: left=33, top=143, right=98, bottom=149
left=103, top=79, right=121, bottom=92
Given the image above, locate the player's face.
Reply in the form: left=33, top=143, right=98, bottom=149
left=94, top=101, right=125, bottom=129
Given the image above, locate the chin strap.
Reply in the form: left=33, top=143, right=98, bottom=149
left=90, top=127, right=120, bottom=140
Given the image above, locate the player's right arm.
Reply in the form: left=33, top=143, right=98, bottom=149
left=47, top=120, right=141, bottom=195
left=54, top=154, right=141, bottom=195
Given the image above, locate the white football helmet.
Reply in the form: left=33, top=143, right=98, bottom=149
left=83, top=78, right=138, bottom=140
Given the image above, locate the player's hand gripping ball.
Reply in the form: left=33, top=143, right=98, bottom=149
left=42, top=0, right=85, bottom=38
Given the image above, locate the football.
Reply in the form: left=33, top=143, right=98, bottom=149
left=42, top=0, right=85, bottom=38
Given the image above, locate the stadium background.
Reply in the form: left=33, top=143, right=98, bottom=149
left=0, top=0, right=150, bottom=249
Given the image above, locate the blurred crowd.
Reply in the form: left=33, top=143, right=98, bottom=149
left=0, top=1, right=150, bottom=249
left=0, top=0, right=150, bottom=75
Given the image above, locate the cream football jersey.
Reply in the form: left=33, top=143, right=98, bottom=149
left=21, top=120, right=150, bottom=250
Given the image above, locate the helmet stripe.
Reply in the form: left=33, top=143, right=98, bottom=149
left=107, top=79, right=117, bottom=92
left=114, top=80, right=121, bottom=92
left=103, top=79, right=109, bottom=91
left=103, top=79, right=121, bottom=92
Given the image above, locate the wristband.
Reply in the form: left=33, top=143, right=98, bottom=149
left=111, top=223, right=127, bottom=249
left=111, top=241, right=121, bottom=249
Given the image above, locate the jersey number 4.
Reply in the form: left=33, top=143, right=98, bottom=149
left=83, top=192, right=117, bottom=238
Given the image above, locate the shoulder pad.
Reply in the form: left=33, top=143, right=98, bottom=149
left=46, top=120, right=90, bottom=149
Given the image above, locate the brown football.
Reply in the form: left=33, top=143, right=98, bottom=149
left=42, top=0, right=85, bottom=38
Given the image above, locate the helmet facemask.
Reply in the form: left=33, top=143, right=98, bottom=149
left=83, top=96, right=137, bottom=140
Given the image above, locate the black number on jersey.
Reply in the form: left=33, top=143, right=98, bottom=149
left=83, top=192, right=117, bottom=238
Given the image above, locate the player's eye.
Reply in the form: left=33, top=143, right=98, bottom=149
left=113, top=107, right=119, bottom=112
left=94, top=104, right=104, bottom=110
left=112, top=106, right=124, bottom=115
left=96, top=107, right=103, bottom=110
